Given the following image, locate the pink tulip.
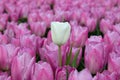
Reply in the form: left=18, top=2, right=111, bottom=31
left=28, top=12, right=38, bottom=23
left=0, top=72, right=11, bottom=80
left=70, top=26, right=88, bottom=47
left=0, top=1, right=4, bottom=13
left=20, top=35, right=37, bottom=53
left=68, top=68, right=92, bottom=80
left=11, top=51, right=35, bottom=80
left=0, top=14, right=8, bottom=31
left=80, top=12, right=89, bottom=25
left=103, top=42, right=112, bottom=64
left=113, top=41, right=120, bottom=54
left=93, top=70, right=119, bottom=80
left=14, top=23, right=31, bottom=38
left=104, top=11, right=115, bottom=24
left=30, top=22, right=47, bottom=36
left=100, top=19, right=113, bottom=34
left=38, top=11, right=53, bottom=28
left=0, top=44, right=19, bottom=70
left=0, top=33, right=8, bottom=44
left=11, top=38, right=20, bottom=47
left=4, top=3, right=19, bottom=21
left=90, top=7, right=105, bottom=19
left=104, top=31, right=120, bottom=46
left=39, top=41, right=59, bottom=70
left=108, top=52, right=120, bottom=76
left=71, top=9, right=81, bottom=21
left=85, top=36, right=105, bottom=74
left=39, top=38, right=66, bottom=69
left=19, top=4, right=29, bottom=18
left=31, top=62, right=54, bottom=80
left=112, top=24, right=120, bottom=35
left=55, top=66, right=74, bottom=80
left=86, top=17, right=97, bottom=32
left=4, top=22, right=17, bottom=41
left=114, top=12, right=120, bottom=23
left=54, top=8, right=65, bottom=21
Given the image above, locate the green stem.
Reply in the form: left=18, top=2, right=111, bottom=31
left=58, top=45, right=62, bottom=66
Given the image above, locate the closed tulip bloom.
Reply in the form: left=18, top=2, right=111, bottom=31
left=0, top=44, right=19, bottom=70
left=11, top=52, right=35, bottom=80
left=108, top=52, right=120, bottom=76
left=55, top=66, right=74, bottom=80
left=5, top=3, right=19, bottom=21
left=0, top=1, right=4, bottom=13
left=20, top=34, right=37, bottom=53
left=0, top=72, right=11, bottom=80
left=104, top=31, right=120, bottom=46
left=93, top=70, right=119, bottom=80
left=0, top=33, right=8, bottom=44
left=14, top=23, right=31, bottom=38
left=85, top=36, right=105, bottom=74
left=28, top=11, right=39, bottom=23
left=100, top=19, right=113, bottom=34
left=31, top=62, right=54, bottom=80
left=0, top=14, right=8, bottom=31
left=39, top=42, right=59, bottom=70
left=30, top=22, right=47, bottom=36
left=86, top=18, right=97, bottom=32
left=68, top=68, right=92, bottom=80
left=51, top=22, right=71, bottom=46
left=112, top=24, right=120, bottom=35
left=70, top=26, right=88, bottom=47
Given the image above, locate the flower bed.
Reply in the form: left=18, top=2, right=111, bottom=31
left=0, top=0, right=120, bottom=80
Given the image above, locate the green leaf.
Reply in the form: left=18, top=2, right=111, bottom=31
left=71, top=48, right=80, bottom=67
left=66, top=46, right=72, bottom=65
left=18, top=17, right=27, bottom=24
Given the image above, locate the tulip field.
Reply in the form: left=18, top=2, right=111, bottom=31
left=0, top=0, right=120, bottom=80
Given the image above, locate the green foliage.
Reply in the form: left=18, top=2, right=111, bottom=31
left=18, top=17, right=27, bottom=24
left=71, top=49, right=80, bottom=67
left=66, top=46, right=72, bottom=65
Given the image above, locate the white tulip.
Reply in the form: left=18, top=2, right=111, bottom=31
left=51, top=22, right=71, bottom=46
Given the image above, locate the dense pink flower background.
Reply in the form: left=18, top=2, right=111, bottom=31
left=0, top=0, right=120, bottom=80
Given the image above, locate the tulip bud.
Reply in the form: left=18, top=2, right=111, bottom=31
left=68, top=68, right=92, bottom=80
left=0, top=72, right=11, bottom=80
left=0, top=14, right=8, bottom=31
left=14, top=23, right=31, bottom=38
left=85, top=36, right=105, bottom=74
left=0, top=33, right=8, bottom=44
left=0, top=1, right=4, bottom=14
left=39, top=42, right=59, bottom=70
left=0, top=44, right=19, bottom=70
left=11, top=51, right=35, bottom=80
left=20, top=34, right=37, bottom=53
left=28, top=11, right=38, bottom=23
left=70, top=26, right=88, bottom=47
left=104, top=31, right=120, bottom=46
left=86, top=18, right=97, bottom=32
left=55, top=66, right=74, bottom=80
left=100, top=19, right=113, bottom=34
left=108, top=52, right=120, bottom=76
left=31, top=62, right=54, bottom=80
left=30, top=22, right=47, bottom=36
left=93, top=70, right=119, bottom=80
left=51, top=22, right=71, bottom=46
left=112, top=24, right=120, bottom=35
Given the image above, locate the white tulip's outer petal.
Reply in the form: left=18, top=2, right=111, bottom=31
left=51, top=23, right=59, bottom=45
left=62, top=22, right=71, bottom=45
left=51, top=22, right=71, bottom=46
